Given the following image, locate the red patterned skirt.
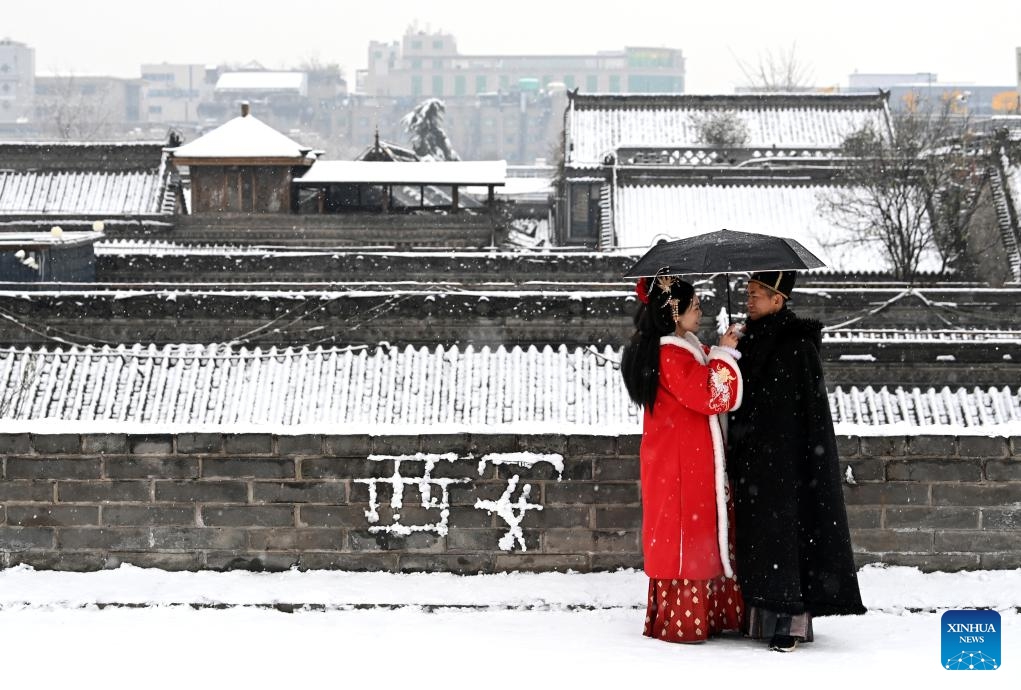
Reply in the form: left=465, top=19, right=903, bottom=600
left=643, top=576, right=744, bottom=644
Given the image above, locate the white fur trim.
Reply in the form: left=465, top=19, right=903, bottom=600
left=659, top=333, right=708, bottom=364
left=661, top=333, right=735, bottom=578
left=708, top=413, right=733, bottom=578
left=709, top=346, right=744, bottom=411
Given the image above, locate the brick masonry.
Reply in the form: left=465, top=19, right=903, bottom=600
left=0, top=433, right=1018, bottom=573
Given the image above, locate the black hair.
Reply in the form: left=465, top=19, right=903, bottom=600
left=621, top=277, right=695, bottom=411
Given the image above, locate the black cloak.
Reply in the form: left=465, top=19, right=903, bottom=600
left=728, top=306, right=866, bottom=617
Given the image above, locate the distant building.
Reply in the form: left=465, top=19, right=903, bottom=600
left=0, top=38, right=34, bottom=125
left=358, top=28, right=685, bottom=99
left=847, top=72, right=1020, bottom=116
left=1017, top=48, right=1021, bottom=92
left=344, top=27, right=683, bottom=163
left=141, top=63, right=215, bottom=125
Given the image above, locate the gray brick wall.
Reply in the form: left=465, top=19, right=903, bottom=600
left=842, top=436, right=1020, bottom=570
left=0, top=433, right=1018, bottom=573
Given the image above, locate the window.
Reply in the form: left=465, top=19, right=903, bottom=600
left=411, top=39, right=422, bottom=50
left=627, top=48, right=676, bottom=68
left=411, top=75, right=422, bottom=97
left=542, top=75, right=552, bottom=87
left=475, top=75, right=487, bottom=93
left=609, top=75, right=621, bottom=93
left=433, top=39, right=444, bottom=50
left=433, top=59, right=443, bottom=70
left=499, top=75, right=509, bottom=90
left=628, top=74, right=680, bottom=93
left=569, top=183, right=601, bottom=241
left=455, top=75, right=466, bottom=97
left=585, top=75, right=598, bottom=92
left=563, top=75, right=576, bottom=89
left=432, top=75, right=443, bottom=96
left=411, top=58, right=422, bottom=70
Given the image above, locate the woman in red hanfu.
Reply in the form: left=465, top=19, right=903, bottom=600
left=621, top=274, right=745, bottom=644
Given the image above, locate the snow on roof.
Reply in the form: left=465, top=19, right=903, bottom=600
left=0, top=170, right=172, bottom=215
left=566, top=93, right=890, bottom=168
left=215, top=71, right=307, bottom=95
left=825, top=329, right=1021, bottom=344
left=0, top=344, right=1016, bottom=435
left=0, top=231, right=104, bottom=248
left=295, top=161, right=507, bottom=186
left=611, top=181, right=943, bottom=273
left=169, top=114, right=314, bottom=161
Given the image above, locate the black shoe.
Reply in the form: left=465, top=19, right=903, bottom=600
left=768, top=634, right=799, bottom=652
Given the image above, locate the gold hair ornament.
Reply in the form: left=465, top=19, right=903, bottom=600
left=667, top=298, right=682, bottom=322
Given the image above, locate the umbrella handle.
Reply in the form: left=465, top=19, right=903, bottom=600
left=726, top=274, right=732, bottom=326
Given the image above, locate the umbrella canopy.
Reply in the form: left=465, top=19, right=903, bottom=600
left=623, top=229, right=826, bottom=278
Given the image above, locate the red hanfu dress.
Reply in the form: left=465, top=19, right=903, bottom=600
left=640, top=333, right=745, bottom=643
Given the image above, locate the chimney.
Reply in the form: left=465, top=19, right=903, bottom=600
left=240, top=101, right=250, bottom=117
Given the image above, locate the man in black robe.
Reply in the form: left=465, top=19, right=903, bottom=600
left=728, top=270, right=865, bottom=652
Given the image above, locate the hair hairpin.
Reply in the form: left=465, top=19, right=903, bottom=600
left=667, top=298, right=682, bottom=322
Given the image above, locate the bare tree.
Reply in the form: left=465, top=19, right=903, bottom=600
left=822, top=99, right=988, bottom=280
left=37, top=74, right=114, bottom=140
left=735, top=44, right=815, bottom=92
left=401, top=98, right=460, bottom=161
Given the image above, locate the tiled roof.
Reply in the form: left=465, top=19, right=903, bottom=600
left=566, top=93, right=891, bottom=168
left=823, top=329, right=1021, bottom=344
left=0, top=141, right=168, bottom=172
left=0, top=344, right=634, bottom=433
left=0, top=170, right=173, bottom=215
left=0, top=344, right=1016, bottom=434
left=610, top=181, right=942, bottom=272
left=829, top=385, right=1019, bottom=429
left=169, top=114, right=315, bottom=161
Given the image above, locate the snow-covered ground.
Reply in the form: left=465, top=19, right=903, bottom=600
left=0, top=565, right=1018, bottom=687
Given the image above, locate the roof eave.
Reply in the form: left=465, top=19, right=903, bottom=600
left=171, top=156, right=317, bottom=166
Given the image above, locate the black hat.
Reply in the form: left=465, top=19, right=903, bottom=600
left=749, top=270, right=797, bottom=298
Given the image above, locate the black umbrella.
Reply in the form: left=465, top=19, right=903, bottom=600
left=623, top=229, right=826, bottom=278
left=623, top=229, right=827, bottom=321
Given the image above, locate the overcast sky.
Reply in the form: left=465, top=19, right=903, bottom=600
left=7, top=0, right=1020, bottom=91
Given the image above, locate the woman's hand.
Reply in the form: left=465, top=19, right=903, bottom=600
left=719, top=323, right=743, bottom=349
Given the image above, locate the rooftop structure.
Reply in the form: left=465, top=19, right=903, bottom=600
left=564, top=92, right=891, bottom=169
left=0, top=140, right=180, bottom=230
left=0, top=343, right=1015, bottom=435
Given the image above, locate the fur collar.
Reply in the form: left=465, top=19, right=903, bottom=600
left=659, top=332, right=707, bottom=364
